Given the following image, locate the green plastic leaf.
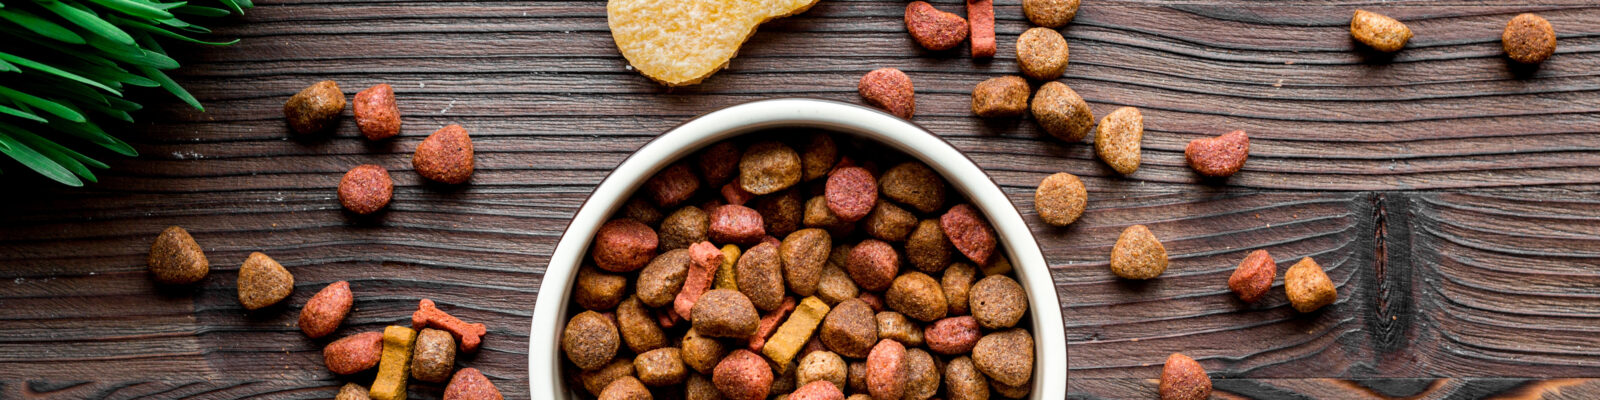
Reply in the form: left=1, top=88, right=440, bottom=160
left=231, top=0, right=251, bottom=9
left=3, top=124, right=101, bottom=182
left=0, top=58, right=17, bottom=72
left=172, top=4, right=227, bottom=17
left=0, top=103, right=47, bottom=123
left=0, top=86, right=87, bottom=122
left=85, top=0, right=174, bottom=20
left=136, top=65, right=200, bottom=110
left=84, top=33, right=180, bottom=68
left=113, top=16, right=237, bottom=45
left=214, top=0, right=240, bottom=15
left=45, top=119, right=137, bottom=156
left=0, top=8, right=87, bottom=44
left=0, top=128, right=81, bottom=186
left=33, top=0, right=137, bottom=46
left=0, top=51, right=120, bottom=94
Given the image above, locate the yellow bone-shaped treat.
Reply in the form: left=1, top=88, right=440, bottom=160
left=608, top=0, right=821, bottom=86
left=761, top=296, right=830, bottom=374
left=714, top=244, right=741, bottom=290
left=370, top=326, right=417, bottom=400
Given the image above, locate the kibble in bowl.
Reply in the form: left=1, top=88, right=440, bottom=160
left=531, top=99, right=1064, bottom=399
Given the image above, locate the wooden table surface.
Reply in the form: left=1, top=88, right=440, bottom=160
left=3, top=0, right=1598, bottom=398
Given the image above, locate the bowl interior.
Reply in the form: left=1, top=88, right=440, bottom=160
left=529, top=98, right=1066, bottom=398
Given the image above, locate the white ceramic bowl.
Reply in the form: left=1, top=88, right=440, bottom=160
left=529, top=98, right=1066, bottom=399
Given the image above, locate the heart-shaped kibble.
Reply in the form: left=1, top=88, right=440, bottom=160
left=608, top=0, right=821, bottom=86
left=858, top=68, right=916, bottom=119
left=1185, top=130, right=1250, bottom=178
left=237, top=252, right=294, bottom=310
left=412, top=124, right=474, bottom=184
left=1160, top=353, right=1213, bottom=400
left=905, top=1, right=969, bottom=51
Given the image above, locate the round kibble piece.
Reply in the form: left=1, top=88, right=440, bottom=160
left=580, top=358, right=636, bottom=396
left=969, top=275, right=1027, bottom=329
left=875, top=311, right=925, bottom=347
left=698, top=141, right=742, bottom=186
left=637, top=249, right=690, bottom=307
left=298, top=280, right=353, bottom=339
left=866, top=339, right=908, bottom=400
left=645, top=162, right=700, bottom=208
left=687, top=373, right=720, bottom=400
left=682, top=327, right=728, bottom=374
left=1503, top=13, right=1556, bottom=64
left=283, top=80, right=345, bottom=135
left=1350, top=9, right=1411, bottom=53
left=574, top=265, right=627, bottom=311
left=1016, top=27, right=1069, bottom=80
left=1109, top=224, right=1167, bottom=280
left=924, top=316, right=982, bottom=355
left=942, top=262, right=978, bottom=316
left=826, top=166, right=878, bottom=223
left=902, top=348, right=940, bottom=400
left=816, top=265, right=861, bottom=306
left=859, top=68, right=916, bottom=119
left=1031, top=81, right=1094, bottom=142
left=791, top=380, right=846, bottom=400
left=1094, top=106, right=1144, bottom=175
left=941, top=204, right=998, bottom=266
left=754, top=189, right=805, bottom=237
left=562, top=311, right=619, bottom=371
left=905, top=220, right=953, bottom=273
left=1286, top=257, right=1337, bottom=312
left=806, top=196, right=856, bottom=237
left=801, top=134, right=839, bottom=181
left=847, top=361, right=868, bottom=394
left=338, top=164, right=393, bottom=215
left=335, top=383, right=369, bottom=400
left=591, top=218, right=658, bottom=272
left=886, top=272, right=949, bottom=322
left=819, top=298, right=879, bottom=358
left=710, top=204, right=767, bottom=245
left=413, top=124, right=475, bottom=184
left=1023, top=0, right=1079, bottom=28
left=621, top=196, right=663, bottom=227
left=635, top=347, right=688, bottom=386
left=971, top=329, right=1034, bottom=387
left=863, top=201, right=917, bottom=242
left=323, top=331, right=383, bottom=375
left=1160, top=353, right=1212, bottom=400
left=353, top=83, right=400, bottom=140
left=741, top=141, right=803, bottom=195
left=991, top=377, right=1031, bottom=398
left=797, top=350, right=848, bottom=391
left=971, top=76, right=1030, bottom=118
left=1034, top=172, right=1086, bottom=227
left=846, top=240, right=900, bottom=292
left=411, top=328, right=456, bottom=383
left=237, top=252, right=293, bottom=310
left=659, top=206, right=709, bottom=251
left=714, top=350, right=774, bottom=400
left=598, top=376, right=651, bottom=400
left=1229, top=249, right=1276, bottom=303
left=782, top=228, right=833, bottom=296
left=737, top=241, right=786, bottom=311
left=148, top=226, right=208, bottom=285
left=944, top=356, right=989, bottom=400
left=617, top=296, right=667, bottom=354
left=879, top=162, right=945, bottom=213
left=691, top=289, right=761, bottom=338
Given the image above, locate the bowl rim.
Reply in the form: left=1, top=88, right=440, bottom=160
left=529, top=98, right=1066, bottom=398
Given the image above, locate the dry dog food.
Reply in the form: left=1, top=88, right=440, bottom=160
left=749, top=296, right=798, bottom=351
left=353, top=83, right=400, bottom=140
left=579, top=358, right=635, bottom=396
left=1229, top=249, right=1276, bottom=303
left=1034, top=172, right=1087, bottom=227
left=607, top=0, right=818, bottom=86
left=711, top=205, right=768, bottom=245
left=237, top=252, right=293, bottom=310
left=599, top=376, right=651, bottom=400
left=797, top=350, right=848, bottom=391
left=682, top=328, right=727, bottom=375
left=875, top=311, right=924, bottom=347
left=816, top=265, right=860, bottom=305
left=575, top=266, right=628, bottom=311
left=1094, top=106, right=1144, bottom=175
left=879, top=162, right=944, bottom=213
left=646, top=162, right=701, bottom=208
left=593, top=218, right=659, bottom=272
left=621, top=196, right=664, bottom=227
left=858, top=68, right=915, bottom=119
left=691, top=288, right=761, bottom=337
left=1350, top=9, right=1411, bottom=52
left=148, top=226, right=208, bottom=284
left=687, top=372, right=720, bottom=400
left=715, top=349, right=775, bottom=400
left=1286, top=257, right=1337, bottom=312
left=944, top=356, right=988, bottom=400
left=1159, top=353, right=1211, bottom=400
left=1017, top=27, right=1069, bottom=80
left=1024, top=0, right=1079, bottom=28
left=801, top=134, right=839, bottom=181
left=636, top=347, right=688, bottom=386
left=819, top=298, right=879, bottom=359
left=336, top=383, right=370, bottom=400
left=1186, top=130, right=1250, bottom=178
left=639, top=249, right=690, bottom=307
left=971, top=76, right=1030, bottom=118
left=412, top=124, right=474, bottom=184
left=863, top=201, right=916, bottom=242
left=299, top=280, right=353, bottom=338
left=741, top=141, right=803, bottom=195
left=755, top=189, right=804, bottom=236
left=411, top=328, right=456, bottom=383
left=762, top=296, right=829, bottom=372
left=826, top=166, right=879, bottom=223
left=1504, top=13, right=1556, bottom=64
left=866, top=339, right=908, bottom=400
left=324, top=331, right=383, bottom=375
left=905, top=1, right=969, bottom=51
left=724, top=181, right=757, bottom=206
left=1031, top=81, right=1094, bottom=142
left=846, top=239, right=900, bottom=292
left=675, top=241, right=724, bottom=318
left=990, top=378, right=1031, bottom=398
left=698, top=141, right=743, bottom=186
left=791, top=380, right=846, bottom=400
left=338, top=164, right=393, bottom=215
left=905, top=220, right=953, bottom=273
left=941, top=204, right=998, bottom=266
left=370, top=325, right=417, bottom=400
left=887, top=272, right=948, bottom=322
left=970, top=275, right=1027, bottom=329
left=967, top=0, right=996, bottom=58
left=443, top=367, right=502, bottom=400
left=902, top=348, right=940, bottom=400
left=942, top=262, right=977, bottom=316
left=618, top=297, right=667, bottom=353
left=781, top=229, right=831, bottom=296
left=925, top=316, right=981, bottom=355
left=1110, top=224, right=1167, bottom=279
left=563, top=310, right=621, bottom=371
left=284, top=80, right=345, bottom=135
left=971, top=329, right=1033, bottom=387
left=412, top=298, right=489, bottom=352
left=738, top=242, right=788, bottom=311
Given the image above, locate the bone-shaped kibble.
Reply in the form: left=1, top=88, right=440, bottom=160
left=411, top=299, right=487, bottom=353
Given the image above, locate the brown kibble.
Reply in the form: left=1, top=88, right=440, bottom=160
left=887, top=272, right=948, bottom=322
left=1034, top=172, right=1086, bottom=227
left=846, top=239, right=900, bottom=292
left=797, top=350, right=848, bottom=391
left=621, top=196, right=664, bottom=227
left=598, top=376, right=650, bottom=400
left=741, top=141, right=804, bottom=195
left=847, top=362, right=868, bottom=394
left=617, top=296, right=667, bottom=354
left=819, top=298, right=879, bottom=358
left=635, top=347, right=688, bottom=386
left=353, top=83, right=400, bottom=140
left=1185, top=130, right=1250, bottom=178
left=697, top=141, right=743, bottom=186
left=971, top=76, right=1030, bottom=118
left=1023, top=0, right=1079, bottom=28
left=1016, top=28, right=1069, bottom=80
left=944, top=356, right=989, bottom=400
left=659, top=206, right=709, bottom=251
left=148, top=226, right=208, bottom=285
left=411, top=328, right=457, bottom=383
left=865, top=339, right=908, bottom=400
left=714, top=350, right=775, bottom=400
left=336, top=383, right=370, bottom=400
left=338, top=164, right=393, bottom=215
left=940, top=204, right=998, bottom=266
left=816, top=265, right=861, bottom=306
left=1031, top=81, right=1094, bottom=142
left=579, top=358, right=635, bottom=396
left=879, top=162, right=945, bottom=213
left=1109, top=224, right=1167, bottom=280
left=1094, top=107, right=1144, bottom=175
left=782, top=229, right=833, bottom=296
left=284, top=80, right=345, bottom=135
left=875, top=311, right=925, bottom=347
left=826, top=166, right=878, bottom=223
left=736, top=241, right=787, bottom=311
left=646, top=162, right=702, bottom=208
left=801, top=134, right=839, bottom=181
left=1229, top=249, right=1276, bottom=303
left=682, top=327, right=727, bottom=374
left=592, top=218, right=659, bottom=272
left=687, top=373, right=720, bottom=400
left=691, top=289, right=761, bottom=338
left=299, top=281, right=353, bottom=338
left=710, top=204, right=767, bottom=245
left=1286, top=257, right=1337, bottom=312
left=323, top=331, right=383, bottom=375
left=1503, top=13, right=1556, bottom=64
left=412, top=124, right=474, bottom=184
left=969, top=275, right=1027, bottom=329
left=905, top=220, right=953, bottom=274
left=859, top=68, right=916, bottom=119
left=805, top=195, right=857, bottom=237
left=971, top=329, right=1033, bottom=387
left=990, top=377, right=1031, bottom=398
left=638, top=249, right=690, bottom=308
left=863, top=200, right=917, bottom=242
left=444, top=368, right=503, bottom=400
left=574, top=265, right=628, bottom=310
left=902, top=348, right=940, bottom=400
left=237, top=252, right=293, bottom=310
left=754, top=188, right=805, bottom=237
left=1350, top=9, right=1411, bottom=53
left=905, top=1, right=969, bottom=51
left=562, top=311, right=620, bottom=371
left=942, top=262, right=977, bottom=316
left=1159, top=353, right=1212, bottom=400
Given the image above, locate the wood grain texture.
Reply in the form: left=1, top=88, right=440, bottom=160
left=1, top=0, right=1598, bottom=398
